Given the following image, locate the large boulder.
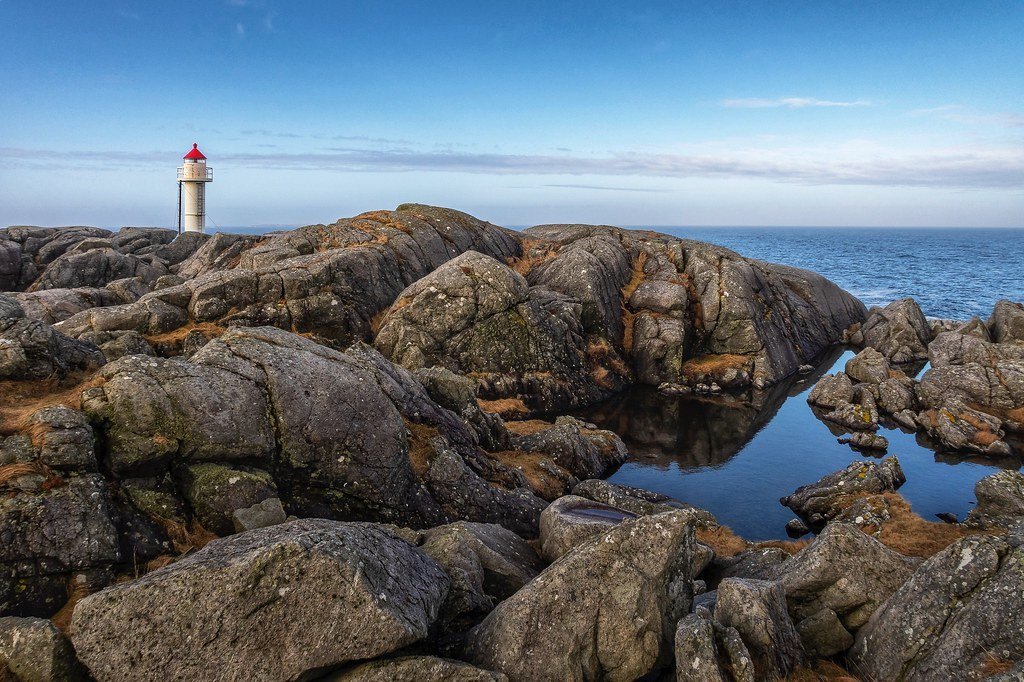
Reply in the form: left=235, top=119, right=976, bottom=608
left=806, top=372, right=855, bottom=409
left=989, top=299, right=1024, bottom=344
left=780, top=458, right=906, bottom=528
left=774, top=524, right=920, bottom=652
left=714, top=578, right=805, bottom=679
left=30, top=248, right=167, bottom=291
left=465, top=511, right=695, bottom=681
left=0, top=313, right=104, bottom=380
left=928, top=330, right=1024, bottom=367
left=844, top=347, right=890, bottom=384
left=965, top=470, right=1024, bottom=528
left=0, top=616, right=86, bottom=681
left=70, top=520, right=450, bottom=682
left=538, top=495, right=637, bottom=562
left=850, top=535, right=1024, bottom=682
left=0, top=475, right=120, bottom=616
left=375, top=251, right=617, bottom=412
left=856, top=298, right=932, bottom=363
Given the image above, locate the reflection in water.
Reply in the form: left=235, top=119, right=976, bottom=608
left=577, top=347, right=1023, bottom=541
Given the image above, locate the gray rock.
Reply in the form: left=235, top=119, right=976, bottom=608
left=571, top=479, right=716, bottom=526
left=845, top=347, right=891, bottom=384
left=539, top=494, right=637, bottom=562
left=714, top=578, right=805, bottom=679
left=97, top=330, right=154, bottom=361
left=30, top=247, right=167, bottom=291
left=0, top=475, right=120, bottom=616
left=918, top=361, right=1024, bottom=412
left=0, top=317, right=104, bottom=380
left=859, top=298, right=932, bottom=363
left=965, top=470, right=1024, bottom=528
left=875, top=374, right=917, bottom=415
left=0, top=616, right=86, bottom=681
left=916, top=400, right=1012, bottom=456
left=325, top=656, right=507, bottom=681
left=821, top=387, right=880, bottom=432
left=775, top=524, right=920, bottom=643
left=850, top=535, right=1023, bottom=682
left=231, top=497, right=287, bottom=533
left=71, top=519, right=450, bottom=682
left=466, top=510, right=695, bottom=682
left=794, top=607, right=854, bottom=658
left=176, top=463, right=280, bottom=536
left=705, top=547, right=791, bottom=585
left=806, top=371, right=855, bottom=409
left=24, top=407, right=96, bottom=471
left=837, top=432, right=889, bottom=451
left=674, top=614, right=728, bottom=682
left=989, top=299, right=1024, bottom=344
left=780, top=458, right=905, bottom=527
left=928, top=330, right=1024, bottom=367
left=785, top=518, right=810, bottom=538
left=509, top=419, right=628, bottom=486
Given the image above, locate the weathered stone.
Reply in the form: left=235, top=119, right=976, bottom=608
left=30, top=248, right=167, bottom=291
left=780, top=458, right=905, bottom=527
left=0, top=317, right=104, bottom=380
left=821, top=387, right=879, bottom=432
left=705, top=548, right=790, bottom=585
left=509, top=418, right=628, bottom=483
left=837, top=432, right=889, bottom=451
left=714, top=578, right=805, bottom=679
left=850, top=536, right=1024, bottom=682
left=845, top=347, right=890, bottom=384
left=24, top=407, right=95, bottom=471
left=989, top=299, right=1024, bottom=344
left=0, top=616, right=86, bottom=681
left=70, top=520, right=450, bottom=682
left=859, top=298, right=932, bottom=363
left=775, top=524, right=920, bottom=637
left=176, top=463, right=279, bottom=536
left=793, top=608, right=854, bottom=658
left=806, top=372, right=855, bottom=409
left=674, top=614, right=727, bottom=682
left=571, top=478, right=716, bottom=525
left=917, top=400, right=1012, bottom=456
left=539, top=494, right=637, bottom=562
left=466, top=511, right=695, bottom=682
left=326, top=656, right=507, bottom=681
left=965, top=470, right=1024, bottom=528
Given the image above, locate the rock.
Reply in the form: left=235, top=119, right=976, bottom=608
left=325, top=656, right=507, bottom=681
left=875, top=374, right=917, bottom=415
left=465, top=510, right=695, bottom=681
left=916, top=400, right=1012, bottom=456
left=0, top=475, right=120, bottom=616
left=571, top=479, right=716, bottom=525
left=917, top=361, right=1024, bottom=412
left=780, top=458, right=905, bottom=527
left=793, top=607, right=854, bottom=658
left=965, top=470, right=1024, bottom=528
left=30, top=248, right=167, bottom=291
left=176, top=463, right=280, bottom=536
left=989, top=299, right=1024, bottom=344
left=806, top=372, right=854, bottom=409
left=413, top=366, right=509, bottom=451
left=230, top=497, right=287, bottom=532
left=837, top=432, right=889, bottom=451
left=705, top=547, right=791, bottom=585
left=0, top=616, right=86, bottom=681
left=97, top=330, right=154, bottom=360
left=375, top=250, right=615, bottom=413
left=23, top=407, right=96, bottom=471
left=673, top=614, right=728, bottom=682
left=935, top=511, right=959, bottom=524
left=850, top=536, right=1023, bottom=682
left=859, top=298, right=932, bottom=363
left=692, top=542, right=716, bottom=577
left=508, top=418, right=628, bottom=483
left=419, top=521, right=542, bottom=637
left=775, top=524, right=920, bottom=647
left=715, top=624, right=756, bottom=682
left=0, top=317, right=104, bottom=380
left=845, top=347, right=891, bottom=384
left=786, top=518, right=810, bottom=538
left=714, top=578, right=805, bottom=679
left=928, top=330, right=1024, bottom=367
left=821, top=387, right=879, bottom=432
left=70, top=519, right=450, bottom=682
left=539, top=495, right=637, bottom=562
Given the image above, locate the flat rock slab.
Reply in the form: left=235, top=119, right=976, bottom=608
left=70, top=519, right=450, bottom=682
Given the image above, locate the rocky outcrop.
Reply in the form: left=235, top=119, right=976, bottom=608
left=780, top=458, right=906, bottom=528
left=538, top=494, right=636, bottom=562
left=965, top=470, right=1024, bottom=528
left=71, top=520, right=450, bottom=682
left=375, top=251, right=618, bottom=412
left=465, top=511, right=695, bottom=681
left=0, top=300, right=104, bottom=379
left=989, top=299, right=1024, bottom=344
left=853, top=298, right=932, bottom=363
left=714, top=578, right=805, bottom=679
left=850, top=535, right=1024, bottom=682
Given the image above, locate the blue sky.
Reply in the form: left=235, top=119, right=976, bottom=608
left=1, top=1, right=1022, bottom=228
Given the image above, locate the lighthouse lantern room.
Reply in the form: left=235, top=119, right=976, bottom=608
left=176, top=143, right=213, bottom=233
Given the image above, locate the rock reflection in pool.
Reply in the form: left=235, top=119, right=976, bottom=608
left=575, top=347, right=1023, bottom=541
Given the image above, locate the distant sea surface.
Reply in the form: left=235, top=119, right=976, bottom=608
left=645, top=227, right=1024, bottom=321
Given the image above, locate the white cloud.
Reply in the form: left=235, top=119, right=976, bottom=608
left=722, top=97, right=872, bottom=109
left=235, top=22, right=246, bottom=37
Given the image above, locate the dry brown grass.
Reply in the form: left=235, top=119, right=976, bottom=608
left=0, top=372, right=106, bottom=436
left=696, top=525, right=748, bottom=557
left=488, top=449, right=572, bottom=500
left=621, top=251, right=649, bottom=301
left=50, top=576, right=92, bottom=633
left=503, top=418, right=556, bottom=436
left=621, top=309, right=636, bottom=353
left=159, top=517, right=217, bottom=555
left=477, top=397, right=530, bottom=418
left=862, top=492, right=999, bottom=558
left=587, top=337, right=629, bottom=389
left=507, top=238, right=559, bottom=276
left=784, top=660, right=861, bottom=681
left=144, top=321, right=226, bottom=348
left=978, top=653, right=1016, bottom=678
left=405, top=420, right=441, bottom=477
left=0, top=462, right=49, bottom=487
left=681, top=353, right=750, bottom=381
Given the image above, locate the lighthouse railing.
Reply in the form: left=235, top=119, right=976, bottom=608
left=176, top=167, right=214, bottom=181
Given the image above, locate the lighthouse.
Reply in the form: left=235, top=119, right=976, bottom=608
left=176, top=143, right=213, bottom=233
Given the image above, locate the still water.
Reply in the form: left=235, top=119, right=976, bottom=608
left=577, top=347, right=1023, bottom=541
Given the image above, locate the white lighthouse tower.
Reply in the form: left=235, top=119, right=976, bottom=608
left=176, top=143, right=213, bottom=233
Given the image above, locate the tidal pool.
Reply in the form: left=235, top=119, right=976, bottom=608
left=576, top=348, right=1023, bottom=541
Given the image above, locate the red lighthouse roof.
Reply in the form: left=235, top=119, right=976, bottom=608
left=183, top=143, right=207, bottom=160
